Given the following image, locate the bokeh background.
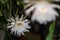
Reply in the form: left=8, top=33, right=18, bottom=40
left=0, top=0, right=60, bottom=40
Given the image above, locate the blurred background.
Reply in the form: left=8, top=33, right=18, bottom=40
left=0, top=0, right=60, bottom=40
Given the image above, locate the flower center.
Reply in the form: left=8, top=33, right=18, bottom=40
left=40, top=7, right=47, bottom=13
left=17, top=23, right=22, bottom=26
left=17, top=22, right=24, bottom=28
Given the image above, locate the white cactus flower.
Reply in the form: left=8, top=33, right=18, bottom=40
left=7, top=15, right=31, bottom=36
left=24, top=0, right=60, bottom=24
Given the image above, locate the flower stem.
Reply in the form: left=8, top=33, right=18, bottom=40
left=46, top=21, right=55, bottom=40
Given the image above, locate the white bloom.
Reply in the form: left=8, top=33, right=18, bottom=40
left=24, top=0, right=60, bottom=24
left=7, top=15, right=31, bottom=36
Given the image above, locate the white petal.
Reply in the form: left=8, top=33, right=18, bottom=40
left=24, top=19, right=28, bottom=22
left=21, top=32, right=25, bottom=36
left=24, top=29, right=29, bottom=32
left=25, top=24, right=31, bottom=28
left=24, top=19, right=30, bottom=23
left=24, top=2, right=34, bottom=9
left=7, top=19, right=11, bottom=21
left=25, top=5, right=35, bottom=15
left=11, top=22, right=15, bottom=25
left=7, top=25, right=13, bottom=29
left=51, top=4, right=60, bottom=9
left=23, top=0, right=30, bottom=3
left=10, top=18, right=15, bottom=22
left=15, top=15, right=19, bottom=21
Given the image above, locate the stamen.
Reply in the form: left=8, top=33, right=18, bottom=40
left=40, top=8, right=47, bottom=13
left=17, top=22, right=23, bottom=28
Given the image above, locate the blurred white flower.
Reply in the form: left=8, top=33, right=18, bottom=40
left=24, top=0, right=60, bottom=24
left=7, top=15, right=31, bottom=36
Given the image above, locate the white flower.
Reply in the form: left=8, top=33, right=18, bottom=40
left=24, top=0, right=60, bottom=24
left=7, top=15, right=31, bottom=36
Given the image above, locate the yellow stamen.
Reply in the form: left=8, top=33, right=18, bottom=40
left=17, top=22, right=24, bottom=28
left=40, top=7, right=47, bottom=13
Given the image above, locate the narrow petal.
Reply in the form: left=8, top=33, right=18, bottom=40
left=11, top=22, right=15, bottom=25
left=15, top=15, right=19, bottom=21
left=24, top=19, right=30, bottom=23
left=21, top=32, right=25, bottom=36
left=24, top=2, right=34, bottom=9
left=7, top=25, right=13, bottom=29
left=51, top=4, right=60, bottom=9
left=7, top=19, right=11, bottom=22
left=23, top=0, right=31, bottom=3
left=10, top=18, right=15, bottom=22
left=25, top=5, right=35, bottom=15
left=24, top=29, right=29, bottom=32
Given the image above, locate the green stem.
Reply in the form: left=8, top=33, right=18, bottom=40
left=46, top=21, right=55, bottom=40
